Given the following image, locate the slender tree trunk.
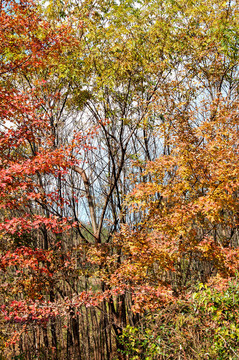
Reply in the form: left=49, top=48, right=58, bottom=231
left=50, top=290, right=58, bottom=358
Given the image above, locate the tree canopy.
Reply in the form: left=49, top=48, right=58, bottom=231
left=0, top=0, right=238, bottom=358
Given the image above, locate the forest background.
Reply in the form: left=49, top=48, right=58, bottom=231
left=0, top=0, right=239, bottom=358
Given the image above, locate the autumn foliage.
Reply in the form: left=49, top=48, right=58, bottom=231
left=0, top=0, right=239, bottom=358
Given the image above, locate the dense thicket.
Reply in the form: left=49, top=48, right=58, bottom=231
left=0, top=0, right=238, bottom=358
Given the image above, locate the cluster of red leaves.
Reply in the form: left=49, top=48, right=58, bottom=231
left=0, top=246, right=53, bottom=273
left=0, top=0, right=85, bottom=234
left=1, top=283, right=168, bottom=330
left=0, top=0, right=76, bottom=74
left=0, top=215, right=77, bottom=235
left=1, top=300, right=58, bottom=325
left=0, top=1, right=86, bottom=346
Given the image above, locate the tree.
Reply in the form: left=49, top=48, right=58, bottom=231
left=0, top=0, right=85, bottom=356
left=109, top=0, right=239, bottom=308
left=0, top=0, right=238, bottom=358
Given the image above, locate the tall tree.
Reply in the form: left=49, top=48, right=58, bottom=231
left=0, top=0, right=238, bottom=358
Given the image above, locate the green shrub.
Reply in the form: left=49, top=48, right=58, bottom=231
left=118, top=279, right=239, bottom=359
